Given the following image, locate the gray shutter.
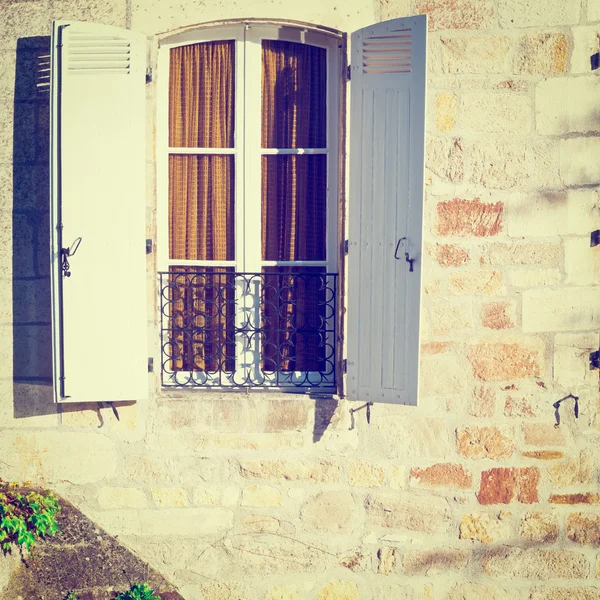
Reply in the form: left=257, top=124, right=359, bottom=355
left=346, top=15, right=427, bottom=405
left=50, top=21, right=148, bottom=402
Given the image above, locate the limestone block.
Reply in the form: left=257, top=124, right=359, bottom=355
left=409, top=463, right=472, bottom=489
left=421, top=354, right=468, bottom=394
left=429, top=243, right=470, bottom=267
left=521, top=450, right=564, bottom=460
left=347, top=460, right=385, bottom=488
left=193, top=485, right=222, bottom=506
left=403, top=548, right=470, bottom=575
left=239, top=459, right=341, bottom=483
left=436, top=197, right=503, bottom=237
left=241, top=484, right=281, bottom=508
left=389, top=465, right=406, bottom=490
left=515, top=34, right=568, bottom=74
left=590, top=0, right=600, bottom=21
left=480, top=242, right=561, bottom=266
left=537, top=77, right=600, bottom=135
left=520, top=512, right=559, bottom=543
left=571, top=26, right=600, bottom=74
left=554, top=332, right=599, bottom=388
left=301, top=490, right=357, bottom=532
left=461, top=93, right=531, bottom=133
left=152, top=488, right=188, bottom=507
left=523, top=423, right=566, bottom=447
left=503, top=390, right=553, bottom=419
left=137, top=508, right=232, bottom=536
left=506, top=190, right=567, bottom=238
left=467, top=337, right=545, bottom=381
left=435, top=92, right=457, bottom=131
left=547, top=450, right=594, bottom=487
left=438, top=35, right=511, bottom=74
left=567, top=188, right=600, bottom=235
left=471, top=385, right=496, bottom=418
left=316, top=581, right=359, bottom=600
left=426, top=137, right=465, bottom=183
left=567, top=513, right=600, bottom=546
left=510, top=269, right=562, bottom=288
left=482, top=547, right=589, bottom=579
left=550, top=493, right=600, bottom=504
left=523, top=287, right=600, bottom=332
left=565, top=237, right=600, bottom=285
left=447, top=583, right=512, bottom=600
left=266, top=585, right=303, bottom=600
left=481, top=301, right=515, bottom=330
left=449, top=270, right=505, bottom=295
left=456, top=426, right=514, bottom=459
left=561, top=137, right=600, bottom=186
left=530, top=588, right=600, bottom=600
left=415, top=0, right=495, bottom=30
left=498, top=0, right=580, bottom=27
left=477, top=467, right=540, bottom=504
left=459, top=512, right=512, bottom=543
left=124, top=454, right=222, bottom=486
left=431, top=300, right=472, bottom=336
left=98, top=487, right=148, bottom=509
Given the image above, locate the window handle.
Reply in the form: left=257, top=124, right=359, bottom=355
left=61, top=237, right=82, bottom=277
left=394, top=237, right=415, bottom=272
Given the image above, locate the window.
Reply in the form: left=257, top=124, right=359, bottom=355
left=157, top=25, right=341, bottom=391
left=49, top=16, right=426, bottom=405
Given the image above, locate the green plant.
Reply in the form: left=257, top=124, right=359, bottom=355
left=0, top=480, right=60, bottom=553
left=64, top=594, right=78, bottom=600
left=114, top=582, right=161, bottom=600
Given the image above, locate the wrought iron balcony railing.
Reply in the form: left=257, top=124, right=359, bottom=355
left=159, top=269, right=338, bottom=390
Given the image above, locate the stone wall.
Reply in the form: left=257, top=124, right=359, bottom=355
left=0, top=0, right=599, bottom=599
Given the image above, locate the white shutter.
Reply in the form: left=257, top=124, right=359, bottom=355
left=50, top=21, right=148, bottom=402
left=346, top=15, right=426, bottom=405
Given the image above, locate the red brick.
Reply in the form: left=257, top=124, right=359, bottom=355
left=482, top=301, right=515, bottom=330
left=416, top=0, right=495, bottom=31
left=550, top=493, right=600, bottom=505
left=436, top=198, right=503, bottom=237
left=468, top=341, right=543, bottom=381
left=478, top=467, right=540, bottom=505
left=410, top=463, right=472, bottom=489
left=433, top=243, right=470, bottom=267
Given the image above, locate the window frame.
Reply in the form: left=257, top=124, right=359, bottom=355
left=156, top=21, right=343, bottom=392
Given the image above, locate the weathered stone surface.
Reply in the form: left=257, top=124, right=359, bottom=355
left=561, top=137, right=600, bottom=186
left=193, top=485, right=223, bottom=506
left=567, top=513, right=600, bottom=546
left=481, top=242, right=561, bottom=266
left=377, top=546, right=400, bottom=575
left=503, top=391, right=549, bottom=419
left=550, top=493, right=600, bottom=505
left=422, top=341, right=454, bottom=355
left=239, top=459, right=340, bottom=483
left=515, top=34, right=568, bottom=74
left=507, top=191, right=567, bottom=238
left=348, top=460, right=385, bottom=488
left=436, top=92, right=457, bottom=131
left=548, top=451, right=594, bottom=487
left=241, top=484, right=281, bottom=507
left=523, top=423, right=566, bottom=447
left=438, top=35, right=511, bottom=74
left=520, top=512, right=559, bottom=544
left=240, top=514, right=294, bottom=535
left=416, top=0, right=494, bottom=30
left=530, top=587, right=600, bottom=600
left=302, top=491, right=357, bottom=532
left=498, top=0, right=580, bottom=27
left=427, top=137, right=465, bottom=182
left=316, top=581, right=359, bottom=600
left=571, top=26, right=600, bottom=74
left=421, top=354, right=468, bottom=395
left=467, top=338, right=544, bottom=381
left=196, top=581, right=250, bottom=600
left=537, top=77, right=600, bottom=135
left=523, top=287, right=600, bottom=333
left=457, top=426, right=514, bottom=459
left=97, top=487, right=148, bottom=509
left=522, top=450, right=564, bottom=460
left=462, top=93, right=530, bottom=133
left=482, top=302, right=515, bottom=330
left=477, top=467, right=539, bottom=505
left=389, top=465, right=406, bottom=490
left=410, top=463, right=472, bottom=489
left=449, top=270, right=504, bottom=295
left=403, top=549, right=470, bottom=574
left=511, top=269, right=562, bottom=288
left=482, top=547, right=589, bottom=579
left=431, top=301, right=472, bottom=336
left=124, top=454, right=220, bottom=486
left=459, top=511, right=511, bottom=543
left=265, top=585, right=303, bottom=600
left=565, top=236, right=600, bottom=286
left=365, top=492, right=451, bottom=534
left=152, top=488, right=188, bottom=507
left=436, top=198, right=503, bottom=237
left=447, top=582, right=511, bottom=600
left=431, top=243, right=470, bottom=267
left=555, top=333, right=599, bottom=388
left=472, top=385, right=496, bottom=418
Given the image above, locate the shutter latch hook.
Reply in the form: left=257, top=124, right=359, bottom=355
left=61, top=237, right=82, bottom=277
left=394, top=237, right=415, bottom=272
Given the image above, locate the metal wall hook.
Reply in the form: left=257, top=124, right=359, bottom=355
left=394, top=237, right=415, bottom=271
left=61, top=236, right=82, bottom=277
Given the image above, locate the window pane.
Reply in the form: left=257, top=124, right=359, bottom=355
left=169, top=41, right=235, bottom=148
left=169, top=154, right=234, bottom=261
left=262, top=40, right=326, bottom=149
left=166, top=267, right=235, bottom=373
left=261, top=155, right=326, bottom=261
left=261, top=267, right=327, bottom=372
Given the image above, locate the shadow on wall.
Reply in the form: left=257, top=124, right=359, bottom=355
left=12, top=36, right=55, bottom=418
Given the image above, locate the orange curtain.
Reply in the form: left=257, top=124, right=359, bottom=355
left=168, top=42, right=235, bottom=372
left=260, top=41, right=327, bottom=372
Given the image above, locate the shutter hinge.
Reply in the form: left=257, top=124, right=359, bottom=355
left=146, top=67, right=153, bottom=83
left=344, top=239, right=349, bottom=254
left=146, top=239, right=153, bottom=254
left=342, top=358, right=347, bottom=373
left=591, top=230, right=600, bottom=247
left=148, top=357, right=154, bottom=373
left=346, top=65, right=351, bottom=80
left=591, top=350, right=600, bottom=370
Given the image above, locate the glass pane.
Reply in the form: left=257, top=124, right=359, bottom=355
left=261, top=267, right=327, bottom=372
left=169, top=41, right=235, bottom=148
left=262, top=40, right=326, bottom=149
left=166, top=267, right=235, bottom=373
left=261, top=155, right=326, bottom=261
left=169, top=154, right=234, bottom=261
